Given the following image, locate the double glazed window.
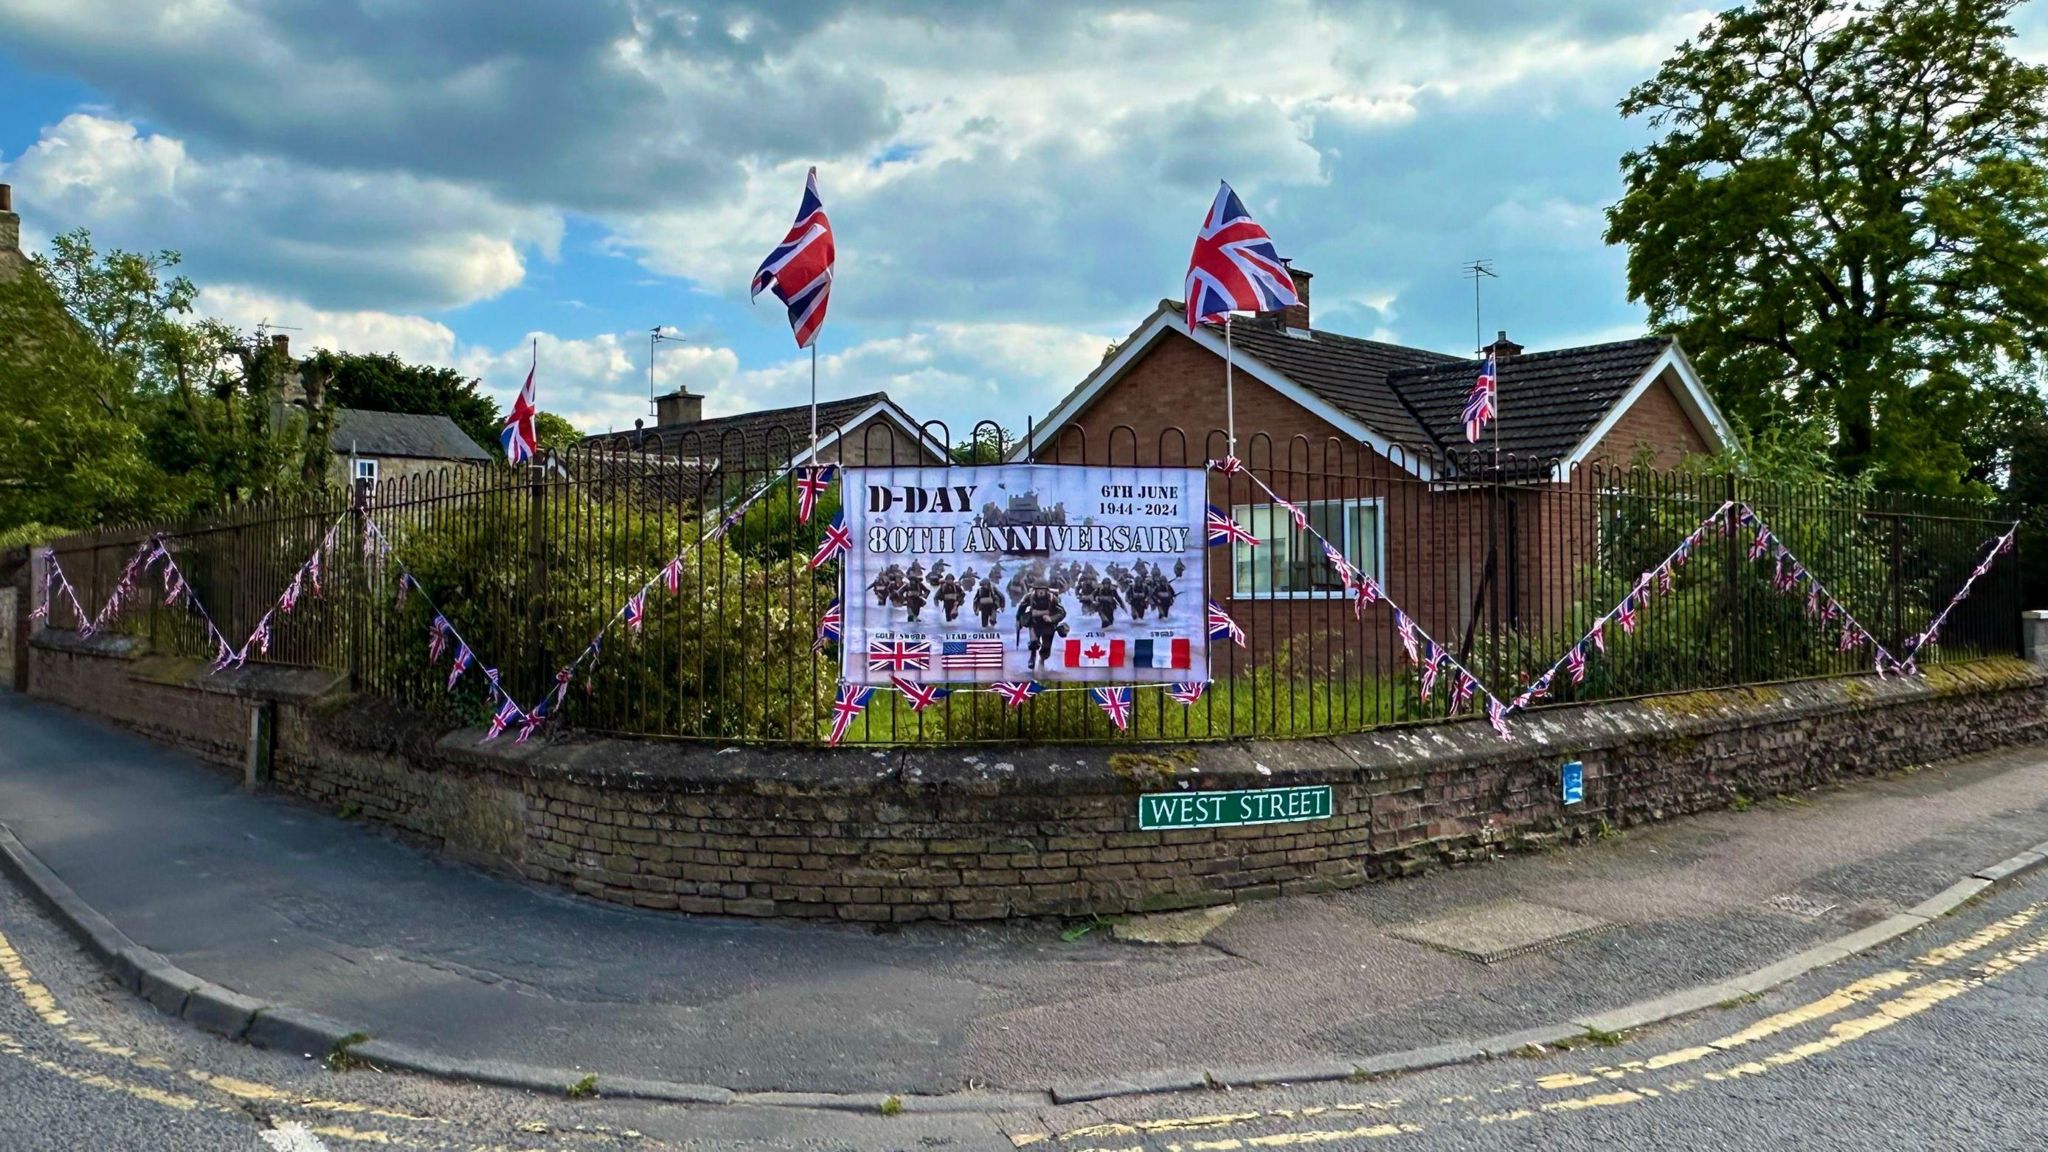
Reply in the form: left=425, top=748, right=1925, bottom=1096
left=1230, top=499, right=1383, bottom=598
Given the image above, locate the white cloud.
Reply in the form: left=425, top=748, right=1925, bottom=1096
left=195, top=285, right=459, bottom=365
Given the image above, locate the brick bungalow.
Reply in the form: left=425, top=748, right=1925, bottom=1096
left=1011, top=268, right=1736, bottom=668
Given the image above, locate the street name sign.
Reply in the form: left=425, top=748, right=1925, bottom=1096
left=1138, top=785, right=1334, bottom=831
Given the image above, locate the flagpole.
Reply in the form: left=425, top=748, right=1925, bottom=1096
left=1225, top=314, right=1237, bottom=458
left=809, top=341, right=819, bottom=450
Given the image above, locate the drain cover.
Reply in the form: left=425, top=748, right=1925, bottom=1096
left=1392, top=899, right=1616, bottom=964
left=1767, top=893, right=1839, bottom=919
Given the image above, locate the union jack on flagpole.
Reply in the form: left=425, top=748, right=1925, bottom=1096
left=1462, top=353, right=1497, bottom=443
left=752, top=167, right=836, bottom=446
left=501, top=340, right=539, bottom=465
left=1186, top=181, right=1296, bottom=456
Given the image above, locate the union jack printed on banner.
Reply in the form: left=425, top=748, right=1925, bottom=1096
left=751, top=167, right=835, bottom=349
left=1395, top=611, right=1419, bottom=663
left=892, top=675, right=950, bottom=713
left=428, top=616, right=450, bottom=663
left=828, top=683, right=874, bottom=746
left=867, top=637, right=933, bottom=674
left=483, top=697, right=523, bottom=743
left=1206, top=505, right=1259, bottom=548
left=1170, top=681, right=1208, bottom=705
left=809, top=511, right=852, bottom=570
left=1566, top=644, right=1588, bottom=685
left=500, top=347, right=539, bottom=465
left=1207, top=601, right=1246, bottom=647
left=814, top=598, right=843, bottom=651
left=447, top=644, right=472, bottom=690
left=1184, top=181, right=1297, bottom=330
left=794, top=465, right=835, bottom=525
left=1448, top=670, right=1477, bottom=714
left=1091, top=686, right=1133, bottom=732
left=661, top=557, right=685, bottom=595
left=990, top=680, right=1043, bottom=709
left=624, top=591, right=646, bottom=633
left=1462, top=354, right=1497, bottom=444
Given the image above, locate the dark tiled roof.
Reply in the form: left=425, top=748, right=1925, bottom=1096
left=1385, top=337, right=1672, bottom=467
left=581, top=392, right=911, bottom=461
left=329, top=408, right=491, bottom=461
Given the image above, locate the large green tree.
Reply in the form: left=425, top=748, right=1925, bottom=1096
left=1606, top=0, right=2048, bottom=490
left=308, top=350, right=503, bottom=459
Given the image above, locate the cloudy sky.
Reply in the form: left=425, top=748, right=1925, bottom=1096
left=4, top=2, right=2041, bottom=440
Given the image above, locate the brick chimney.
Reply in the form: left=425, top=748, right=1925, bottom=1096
left=1484, top=329, right=1523, bottom=360
left=270, top=333, right=290, bottom=358
left=655, top=387, right=702, bottom=428
left=0, top=184, right=20, bottom=260
left=1259, top=264, right=1312, bottom=331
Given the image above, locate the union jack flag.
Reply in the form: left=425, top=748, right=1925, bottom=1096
left=892, top=675, right=950, bottom=713
left=1806, top=584, right=1822, bottom=618
left=1091, top=686, right=1133, bottom=732
left=661, top=557, right=685, bottom=594
left=828, top=683, right=873, bottom=746
left=1395, top=611, right=1419, bottom=663
left=483, top=696, right=523, bottom=743
left=516, top=695, right=550, bottom=745
left=1616, top=595, right=1638, bottom=635
left=448, top=644, right=472, bottom=690
left=990, top=680, right=1042, bottom=708
left=1273, top=496, right=1309, bottom=532
left=1207, top=601, right=1246, bottom=647
left=211, top=636, right=237, bottom=672
left=1748, top=526, right=1771, bottom=561
left=1353, top=577, right=1381, bottom=618
left=307, top=548, right=323, bottom=598
left=1206, top=505, right=1259, bottom=548
left=428, top=615, right=450, bottom=663
left=809, top=511, right=853, bottom=570
left=1566, top=644, right=1588, bottom=685
left=867, top=637, right=933, bottom=674
left=794, top=465, right=836, bottom=525
left=624, top=591, right=646, bottom=633
left=1488, top=696, right=1512, bottom=740
left=280, top=572, right=301, bottom=615
left=1657, top=564, right=1674, bottom=596
left=814, top=598, right=843, bottom=651
left=1523, top=670, right=1554, bottom=706
left=2000, top=531, right=2016, bottom=555
left=500, top=345, right=538, bottom=465
left=1462, top=354, right=1497, bottom=443
left=751, top=167, right=835, bottom=349
left=1591, top=618, right=1607, bottom=653
left=1418, top=643, right=1442, bottom=699
left=1673, top=535, right=1695, bottom=567
left=1170, top=681, right=1208, bottom=705
left=1184, top=181, right=1297, bottom=330
left=1212, top=456, right=1246, bottom=475
left=395, top=572, right=412, bottom=609
left=1322, top=543, right=1357, bottom=592
left=1839, top=623, right=1862, bottom=652
left=248, top=613, right=272, bottom=658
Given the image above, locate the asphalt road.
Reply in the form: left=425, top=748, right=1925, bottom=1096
left=5, top=845, right=2048, bottom=1150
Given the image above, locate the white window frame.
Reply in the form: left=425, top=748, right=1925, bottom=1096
left=352, top=458, right=379, bottom=484
left=1230, top=497, right=1386, bottom=600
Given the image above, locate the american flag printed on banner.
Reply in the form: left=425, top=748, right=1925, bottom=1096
left=892, top=675, right=950, bottom=713
left=990, top=680, right=1042, bottom=708
left=1207, top=601, right=1246, bottom=647
left=1170, top=681, right=1208, bottom=705
left=1462, top=354, right=1497, bottom=443
left=794, top=465, right=835, bottom=525
left=625, top=591, right=646, bottom=633
left=1091, top=686, right=1134, bottom=732
left=1206, top=505, right=1259, bottom=548
left=1566, top=644, right=1588, bottom=685
left=1184, top=181, right=1298, bottom=330
left=814, top=599, right=843, bottom=652
left=483, top=696, right=523, bottom=743
left=500, top=347, right=539, bottom=465
left=751, top=167, right=835, bottom=349
left=448, top=644, right=472, bottom=690
left=809, top=511, right=853, bottom=570
left=867, top=637, right=933, bottom=674
left=828, top=683, right=873, bottom=746
left=939, top=637, right=1005, bottom=671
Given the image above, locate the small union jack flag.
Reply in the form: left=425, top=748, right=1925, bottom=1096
left=1462, top=354, right=1498, bottom=443
left=1395, top=611, right=1419, bottom=663
left=828, top=683, right=873, bottom=746
left=1657, top=565, right=1674, bottom=596
left=483, top=696, right=523, bottom=743
left=1170, top=681, right=1208, bottom=705
left=809, top=511, right=853, bottom=570
left=1206, top=505, right=1259, bottom=548
left=1273, top=496, right=1309, bottom=533
left=2000, top=531, right=2015, bottom=554
left=1616, top=595, right=1638, bottom=635
left=1091, top=686, right=1133, bottom=732
left=1523, top=670, right=1553, bottom=706
left=1353, top=577, right=1380, bottom=619
left=1322, top=543, right=1357, bottom=592
left=625, top=591, right=646, bottom=633
left=1748, top=526, right=1771, bottom=562
left=1448, top=670, right=1476, bottom=714
left=794, top=465, right=836, bottom=525
left=1591, top=617, right=1607, bottom=653
left=1212, top=455, right=1246, bottom=475
left=990, top=681, right=1042, bottom=708
left=1839, top=623, right=1862, bottom=652
left=1566, top=644, right=1588, bottom=685
left=428, top=616, right=450, bottom=663
left=1488, top=696, right=1513, bottom=740
left=448, top=644, right=472, bottom=690
left=516, top=695, right=551, bottom=745
left=280, top=572, right=301, bottom=615
left=1419, top=644, right=1442, bottom=699
left=661, top=557, right=685, bottom=594
left=1207, top=601, right=1246, bottom=647
left=248, top=613, right=272, bottom=658
left=1673, top=535, right=1695, bottom=567
left=814, top=598, right=842, bottom=652
left=892, top=675, right=950, bottom=713
left=211, top=636, right=237, bottom=672
left=395, top=572, right=412, bottom=609
left=1806, top=584, right=1822, bottom=617
left=307, top=547, right=323, bottom=598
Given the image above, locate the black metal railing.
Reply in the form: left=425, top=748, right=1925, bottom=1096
left=41, top=421, right=2024, bottom=745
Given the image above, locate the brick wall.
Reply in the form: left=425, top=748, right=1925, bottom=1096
left=30, top=630, right=2048, bottom=923
left=1585, top=370, right=1712, bottom=470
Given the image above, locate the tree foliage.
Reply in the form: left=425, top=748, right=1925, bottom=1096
left=1607, top=0, right=2048, bottom=490
left=309, top=349, right=504, bottom=460
left=532, top=410, right=582, bottom=456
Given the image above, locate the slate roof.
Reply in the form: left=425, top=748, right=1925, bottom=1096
left=329, top=408, right=492, bottom=462
left=1385, top=337, right=1674, bottom=467
left=581, top=392, right=920, bottom=462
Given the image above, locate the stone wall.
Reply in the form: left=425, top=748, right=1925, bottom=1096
left=28, top=629, right=2048, bottom=922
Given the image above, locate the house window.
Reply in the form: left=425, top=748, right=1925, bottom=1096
left=352, top=458, right=379, bottom=484
left=1231, top=499, right=1383, bottom=598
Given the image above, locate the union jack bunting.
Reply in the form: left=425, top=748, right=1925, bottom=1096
left=661, top=557, right=685, bottom=595
left=751, top=167, right=835, bottom=349
left=1488, top=696, right=1512, bottom=739
left=1673, top=536, right=1694, bottom=567
left=447, top=644, right=472, bottom=690
left=1091, top=686, right=1133, bottom=732
left=483, top=696, right=523, bottom=743
left=892, top=675, right=949, bottom=714
left=809, top=511, right=853, bottom=570
left=211, top=637, right=237, bottom=672
left=794, top=465, right=836, bottom=525
left=990, top=680, right=1043, bottom=709
left=1524, top=670, right=1554, bottom=706
left=1418, top=644, right=1442, bottom=699
left=1616, top=595, right=1639, bottom=635
left=1657, top=565, right=1674, bottom=596
left=1591, top=618, right=1607, bottom=653
left=1212, top=455, right=1246, bottom=475
left=1839, top=623, right=1862, bottom=652
left=1207, top=601, right=1246, bottom=647
left=1353, top=576, right=1381, bottom=618
left=827, top=683, right=873, bottom=746
left=1170, top=681, right=1208, bottom=705
left=1184, top=181, right=1297, bottom=330
left=395, top=572, right=412, bottom=609
left=1566, top=644, right=1588, bottom=685
left=1395, top=611, right=1419, bottom=663
left=2000, top=531, right=2016, bottom=554
left=1748, top=526, right=1771, bottom=561
left=1206, top=505, right=1259, bottom=548
left=516, top=696, right=550, bottom=745
left=1462, top=354, right=1497, bottom=443
left=428, top=616, right=450, bottom=663
left=1322, top=543, right=1357, bottom=592
left=1448, top=670, right=1476, bottom=714
left=500, top=347, right=539, bottom=465
left=1274, top=496, right=1308, bottom=533
left=248, top=613, right=272, bottom=658
left=814, top=598, right=843, bottom=652
left=1806, top=584, right=1822, bottom=617
left=624, top=591, right=646, bottom=633
left=307, top=548, right=323, bottom=598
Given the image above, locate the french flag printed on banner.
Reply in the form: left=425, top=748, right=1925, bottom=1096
left=1133, top=637, right=1192, bottom=670
left=751, top=167, right=835, bottom=349
left=1185, top=181, right=1298, bottom=330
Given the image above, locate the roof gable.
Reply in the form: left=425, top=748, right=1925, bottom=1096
left=1385, top=338, right=1674, bottom=465
left=581, top=391, right=946, bottom=465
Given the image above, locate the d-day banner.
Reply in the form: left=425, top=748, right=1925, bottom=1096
left=840, top=464, right=1210, bottom=686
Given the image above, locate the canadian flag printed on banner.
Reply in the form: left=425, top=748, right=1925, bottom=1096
left=1063, top=636, right=1128, bottom=669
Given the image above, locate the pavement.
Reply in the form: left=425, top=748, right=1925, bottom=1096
left=3, top=691, right=2048, bottom=1108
